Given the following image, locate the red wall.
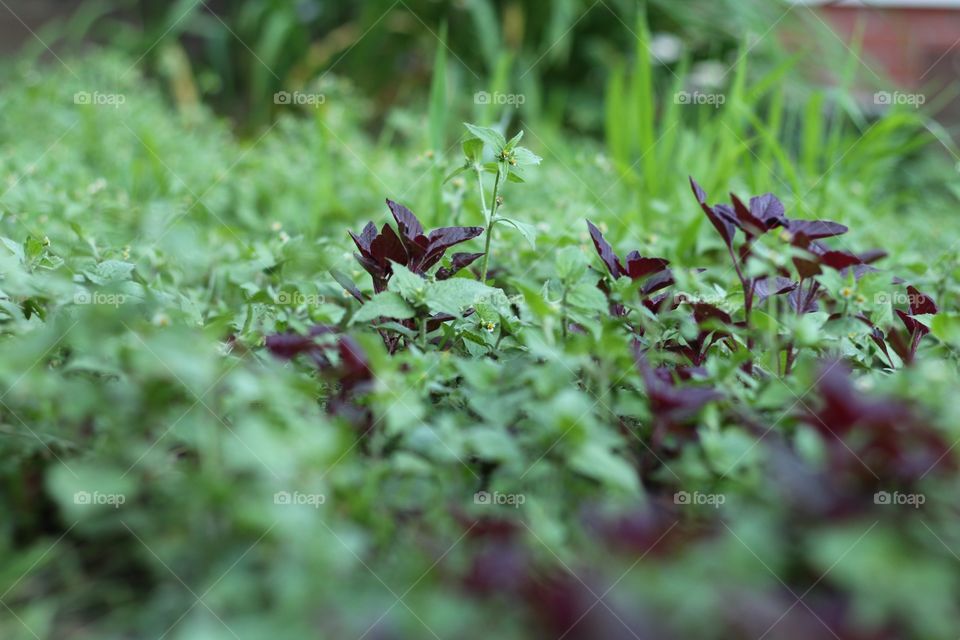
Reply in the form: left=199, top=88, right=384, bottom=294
left=820, top=7, right=960, bottom=89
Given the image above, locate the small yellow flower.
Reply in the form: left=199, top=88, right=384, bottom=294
left=840, top=287, right=854, bottom=299
left=271, top=221, right=283, bottom=232
left=779, top=230, right=794, bottom=243
left=855, top=294, right=866, bottom=304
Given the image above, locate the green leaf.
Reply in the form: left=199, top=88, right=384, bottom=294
left=85, top=260, right=135, bottom=285
left=505, top=169, right=526, bottom=183
left=512, top=146, right=542, bottom=166
left=388, top=262, right=427, bottom=301
left=464, top=122, right=505, bottom=151
left=567, top=282, right=608, bottom=314
left=462, top=137, right=484, bottom=163
left=495, top=217, right=536, bottom=249
left=505, top=130, right=524, bottom=151
left=0, top=237, right=24, bottom=261
left=352, top=291, right=415, bottom=324
left=443, top=164, right=470, bottom=185
left=931, top=312, right=960, bottom=346
left=555, top=246, right=588, bottom=282
left=424, top=278, right=505, bottom=317
left=568, top=443, right=640, bottom=494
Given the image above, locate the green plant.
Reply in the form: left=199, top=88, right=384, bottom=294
left=450, top=123, right=541, bottom=283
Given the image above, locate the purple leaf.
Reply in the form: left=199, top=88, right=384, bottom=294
left=784, top=219, right=848, bottom=240
left=386, top=198, right=424, bottom=241
left=370, top=223, right=408, bottom=267
left=907, top=285, right=937, bottom=316
left=749, top=193, right=786, bottom=227
left=857, top=249, right=887, bottom=264
left=731, top=193, right=767, bottom=237
left=586, top=220, right=625, bottom=277
left=690, top=177, right=736, bottom=248
left=788, top=286, right=819, bottom=314
left=753, top=276, right=798, bottom=303
left=436, top=252, right=484, bottom=280
left=349, top=221, right=378, bottom=255
left=793, top=256, right=822, bottom=279
left=819, top=250, right=863, bottom=271
left=624, top=250, right=669, bottom=280
left=641, top=270, right=675, bottom=296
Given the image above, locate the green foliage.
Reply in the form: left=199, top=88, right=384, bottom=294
left=0, top=36, right=959, bottom=640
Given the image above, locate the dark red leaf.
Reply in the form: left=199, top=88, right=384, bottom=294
left=641, top=269, right=675, bottom=296
left=339, top=335, right=373, bottom=386
left=386, top=198, right=424, bottom=241
left=370, top=223, right=407, bottom=267
left=793, top=257, right=822, bottom=279
left=784, top=219, right=848, bottom=240
left=586, top=220, right=624, bottom=277
left=731, top=193, right=767, bottom=237
left=896, top=309, right=926, bottom=337
left=749, top=193, right=786, bottom=227
left=857, top=249, right=887, bottom=265
left=819, top=251, right=863, bottom=270
left=624, top=250, right=669, bottom=280
left=690, top=177, right=736, bottom=248
left=753, top=277, right=798, bottom=303
left=692, top=302, right=732, bottom=326
left=349, top=221, right=378, bottom=255
left=436, top=252, right=484, bottom=280
left=788, top=285, right=820, bottom=314
left=907, top=285, right=937, bottom=316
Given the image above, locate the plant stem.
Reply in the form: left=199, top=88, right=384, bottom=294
left=475, top=167, right=489, bottom=221
left=479, top=169, right=503, bottom=284
left=420, top=317, right=427, bottom=349
left=560, top=285, right=569, bottom=340
left=727, top=244, right=754, bottom=374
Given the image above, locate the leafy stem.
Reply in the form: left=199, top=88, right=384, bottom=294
left=479, top=168, right=502, bottom=283
left=452, top=123, right=541, bottom=285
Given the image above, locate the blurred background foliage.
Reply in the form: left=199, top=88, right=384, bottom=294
left=23, top=0, right=864, bottom=129
left=14, top=0, right=955, bottom=227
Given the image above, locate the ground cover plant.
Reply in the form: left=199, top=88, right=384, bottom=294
left=2, top=3, right=960, bottom=639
